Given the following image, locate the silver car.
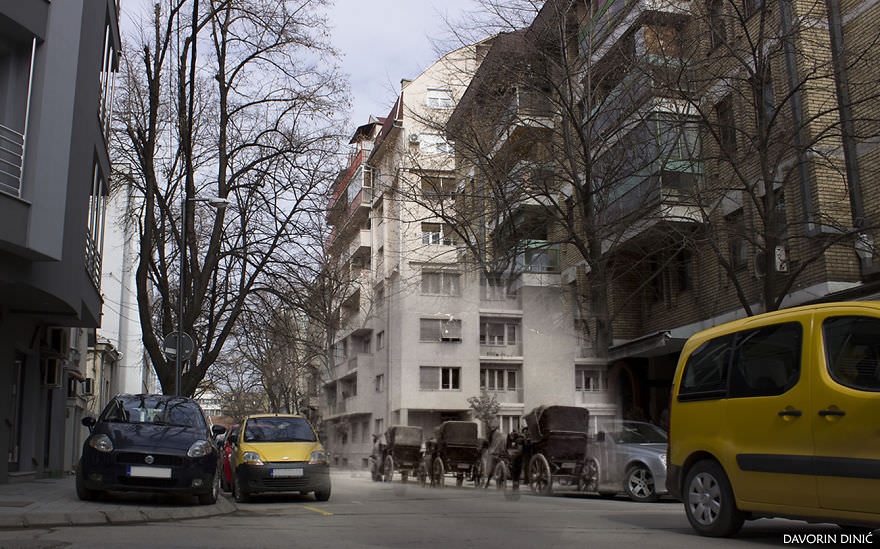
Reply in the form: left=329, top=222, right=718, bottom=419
left=587, top=420, right=668, bottom=502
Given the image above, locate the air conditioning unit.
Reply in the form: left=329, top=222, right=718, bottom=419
left=42, top=358, right=63, bottom=388
left=81, top=378, right=94, bottom=396
left=409, top=134, right=420, bottom=144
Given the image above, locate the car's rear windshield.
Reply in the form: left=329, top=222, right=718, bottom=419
left=243, top=417, right=316, bottom=443
left=604, top=421, right=667, bottom=444
left=100, top=396, right=206, bottom=429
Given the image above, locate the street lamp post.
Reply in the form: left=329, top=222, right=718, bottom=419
left=177, top=194, right=231, bottom=396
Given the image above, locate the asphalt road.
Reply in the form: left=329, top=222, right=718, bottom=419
left=0, top=472, right=872, bottom=549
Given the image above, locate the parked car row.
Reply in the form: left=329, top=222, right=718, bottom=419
left=76, top=397, right=330, bottom=505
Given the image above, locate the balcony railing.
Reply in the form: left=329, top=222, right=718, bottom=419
left=580, top=0, right=691, bottom=57
left=84, top=233, right=102, bottom=288
left=516, top=240, right=560, bottom=273
left=0, top=124, right=25, bottom=196
left=494, top=89, right=555, bottom=143
left=480, top=343, right=523, bottom=358
left=483, top=388, right=524, bottom=404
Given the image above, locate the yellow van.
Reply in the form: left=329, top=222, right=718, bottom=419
left=230, top=414, right=330, bottom=502
left=668, top=302, right=880, bottom=536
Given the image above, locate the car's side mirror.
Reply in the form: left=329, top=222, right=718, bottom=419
left=82, top=417, right=96, bottom=429
left=211, top=425, right=227, bottom=436
left=596, top=431, right=605, bottom=442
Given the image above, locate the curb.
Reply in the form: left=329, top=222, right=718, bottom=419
left=0, top=497, right=236, bottom=530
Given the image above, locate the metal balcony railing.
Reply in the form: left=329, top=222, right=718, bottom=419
left=0, top=124, right=25, bottom=196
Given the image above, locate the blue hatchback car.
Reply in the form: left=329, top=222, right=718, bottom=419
left=76, top=394, right=226, bottom=504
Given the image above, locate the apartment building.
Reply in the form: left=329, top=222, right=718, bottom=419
left=321, top=43, right=616, bottom=468
left=448, top=0, right=880, bottom=426
left=0, top=0, right=119, bottom=482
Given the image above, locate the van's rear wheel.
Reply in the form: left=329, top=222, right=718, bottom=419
left=684, top=460, right=744, bottom=537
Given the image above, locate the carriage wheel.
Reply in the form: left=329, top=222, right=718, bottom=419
left=383, top=456, right=394, bottom=483
left=528, top=454, right=553, bottom=496
left=432, top=457, right=445, bottom=488
left=579, top=458, right=599, bottom=492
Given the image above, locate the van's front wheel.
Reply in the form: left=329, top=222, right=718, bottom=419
left=683, top=460, right=744, bottom=537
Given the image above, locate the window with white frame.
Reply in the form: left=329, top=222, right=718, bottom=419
left=419, top=318, right=462, bottom=342
left=499, top=414, right=522, bottom=435
left=375, top=374, right=385, bottom=392
left=421, top=223, right=457, bottom=246
left=480, top=319, right=518, bottom=346
left=420, top=366, right=460, bottom=390
left=421, top=271, right=461, bottom=296
left=480, top=366, right=519, bottom=392
left=427, top=88, right=453, bottom=109
left=420, top=133, right=453, bottom=154
left=576, top=368, right=607, bottom=392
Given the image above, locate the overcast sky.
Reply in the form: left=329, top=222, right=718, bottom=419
left=119, top=0, right=482, bottom=136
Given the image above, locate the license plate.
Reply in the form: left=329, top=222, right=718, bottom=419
left=271, top=468, right=303, bottom=478
left=127, top=466, right=172, bottom=479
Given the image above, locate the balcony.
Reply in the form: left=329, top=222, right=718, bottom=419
left=491, top=88, right=555, bottom=156
left=516, top=240, right=560, bottom=274
left=581, top=0, right=691, bottom=61
left=484, top=388, right=524, bottom=404
left=346, top=352, right=373, bottom=373
left=0, top=124, right=25, bottom=197
left=480, top=343, right=523, bottom=359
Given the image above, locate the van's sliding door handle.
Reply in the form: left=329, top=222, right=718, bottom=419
left=777, top=410, right=802, bottom=417
left=818, top=409, right=846, bottom=417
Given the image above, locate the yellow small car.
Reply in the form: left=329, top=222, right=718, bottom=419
left=230, top=414, right=330, bottom=502
left=668, top=302, right=880, bottom=536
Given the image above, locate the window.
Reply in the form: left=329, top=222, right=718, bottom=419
left=715, top=95, right=736, bottom=154
left=421, top=176, right=456, bottom=201
left=377, top=331, right=385, bottom=350
left=420, top=366, right=461, bottom=390
left=332, top=340, right=347, bottom=365
left=750, top=70, right=775, bottom=131
left=707, top=0, right=727, bottom=49
left=480, top=367, right=519, bottom=391
left=375, top=374, right=385, bottom=393
left=98, top=25, right=117, bottom=141
left=644, top=24, right=682, bottom=57
left=361, top=337, right=371, bottom=353
left=679, top=334, right=734, bottom=400
left=362, top=420, right=370, bottom=443
left=86, top=162, right=108, bottom=287
left=499, top=415, right=522, bottom=435
left=823, top=316, right=880, bottom=392
left=420, top=318, right=462, bottom=342
left=421, top=223, right=457, bottom=246
left=480, top=274, right=508, bottom=300
left=726, top=210, right=747, bottom=269
left=421, top=271, right=461, bottom=295
left=675, top=250, right=693, bottom=292
left=479, top=320, right=518, bottom=346
left=427, top=88, right=454, bottom=109
left=576, top=368, right=607, bottom=392
left=729, top=322, right=801, bottom=398
left=420, top=133, right=453, bottom=154
left=374, top=418, right=384, bottom=436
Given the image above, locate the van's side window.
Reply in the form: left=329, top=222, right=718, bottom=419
left=729, top=322, right=801, bottom=398
left=823, top=316, right=880, bottom=392
left=679, top=334, right=733, bottom=400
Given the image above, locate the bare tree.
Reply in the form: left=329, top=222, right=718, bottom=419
left=113, top=0, right=347, bottom=395
left=656, top=0, right=880, bottom=314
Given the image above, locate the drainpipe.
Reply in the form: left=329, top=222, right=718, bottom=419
left=824, top=0, right=872, bottom=272
left=778, top=0, right=816, bottom=235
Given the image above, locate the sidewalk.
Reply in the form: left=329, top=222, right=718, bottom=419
left=0, top=475, right=235, bottom=530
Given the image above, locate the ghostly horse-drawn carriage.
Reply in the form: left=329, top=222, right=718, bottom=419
left=423, top=421, right=482, bottom=487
